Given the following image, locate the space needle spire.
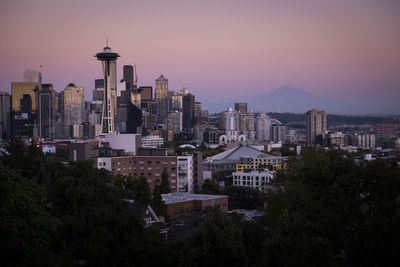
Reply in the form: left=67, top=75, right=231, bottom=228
left=95, top=42, right=120, bottom=134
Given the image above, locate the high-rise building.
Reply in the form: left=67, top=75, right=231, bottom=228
left=38, top=84, right=56, bottom=139
left=11, top=81, right=40, bottom=137
left=155, top=75, right=169, bottom=124
left=306, top=109, right=327, bottom=145
left=123, top=65, right=134, bottom=90
left=155, top=74, right=168, bottom=100
left=23, top=69, right=42, bottom=84
left=93, top=79, right=105, bottom=102
left=0, top=92, right=11, bottom=139
left=167, top=110, right=182, bottom=136
left=182, top=93, right=195, bottom=131
left=138, top=86, right=151, bottom=101
left=256, top=113, right=271, bottom=142
left=194, top=102, right=202, bottom=118
left=239, top=112, right=255, bottom=141
left=138, top=86, right=153, bottom=112
left=61, top=83, right=85, bottom=138
left=96, top=45, right=119, bottom=134
left=223, top=107, right=239, bottom=131
left=234, top=103, right=247, bottom=113
left=171, top=92, right=183, bottom=111
left=95, top=79, right=104, bottom=89
left=271, top=124, right=286, bottom=144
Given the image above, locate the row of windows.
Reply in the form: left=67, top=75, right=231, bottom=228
left=111, top=160, right=177, bottom=166
left=233, top=181, right=266, bottom=186
left=233, top=176, right=271, bottom=182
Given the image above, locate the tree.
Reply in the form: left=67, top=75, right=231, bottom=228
left=225, top=185, right=265, bottom=210
left=179, top=206, right=248, bottom=266
left=201, top=178, right=223, bottom=195
left=160, top=170, right=170, bottom=194
left=132, top=177, right=152, bottom=205
left=262, top=148, right=400, bottom=266
left=0, top=167, right=60, bottom=266
left=151, top=186, right=167, bottom=219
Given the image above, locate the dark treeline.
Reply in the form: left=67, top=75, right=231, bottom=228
left=266, top=112, right=389, bottom=125
left=1, top=138, right=400, bottom=266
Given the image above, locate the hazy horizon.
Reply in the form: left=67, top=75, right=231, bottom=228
left=1, top=0, right=399, bottom=114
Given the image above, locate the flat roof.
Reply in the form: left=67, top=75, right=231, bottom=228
left=162, top=192, right=227, bottom=204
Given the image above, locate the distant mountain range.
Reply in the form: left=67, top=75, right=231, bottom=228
left=204, top=86, right=399, bottom=115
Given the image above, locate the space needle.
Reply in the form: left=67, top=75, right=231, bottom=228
left=95, top=42, right=120, bottom=134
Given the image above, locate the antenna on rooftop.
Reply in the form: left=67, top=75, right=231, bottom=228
left=106, top=37, right=109, bottom=47
left=134, top=63, right=138, bottom=87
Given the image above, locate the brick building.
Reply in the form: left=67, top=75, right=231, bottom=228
left=162, top=193, right=228, bottom=222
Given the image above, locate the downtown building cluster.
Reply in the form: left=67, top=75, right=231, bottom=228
left=1, top=45, right=400, bottom=213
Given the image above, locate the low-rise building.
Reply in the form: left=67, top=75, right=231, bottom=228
left=162, top=192, right=228, bottom=222
left=142, top=135, right=164, bottom=148
left=97, top=154, right=196, bottom=193
left=240, top=155, right=286, bottom=171
left=232, top=169, right=275, bottom=191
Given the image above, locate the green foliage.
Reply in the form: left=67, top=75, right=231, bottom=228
left=1, top=138, right=398, bottom=266
left=179, top=206, right=248, bottom=267
left=152, top=186, right=167, bottom=219
left=132, top=177, right=152, bottom=205
left=0, top=167, right=60, bottom=267
left=263, top=148, right=400, bottom=266
left=201, top=179, right=223, bottom=195
left=225, top=185, right=266, bottom=210
left=160, top=170, right=171, bottom=194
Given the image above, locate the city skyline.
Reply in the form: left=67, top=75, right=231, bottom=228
left=1, top=0, right=399, bottom=114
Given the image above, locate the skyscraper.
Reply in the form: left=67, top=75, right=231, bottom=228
left=23, top=69, right=42, bottom=84
left=155, top=74, right=169, bottom=123
left=93, top=79, right=104, bottom=102
left=239, top=112, right=255, bottom=141
left=234, top=103, right=247, bottom=113
left=271, top=124, right=286, bottom=144
left=61, top=83, right=85, bottom=138
left=167, top=110, right=183, bottom=137
left=0, top=92, right=11, bottom=139
left=96, top=45, right=119, bottom=134
left=155, top=74, right=168, bottom=100
left=306, top=109, right=327, bottom=145
left=11, top=81, right=40, bottom=137
left=38, top=84, right=56, bottom=139
left=182, top=93, right=195, bottom=131
left=256, top=113, right=271, bottom=142
left=123, top=65, right=133, bottom=90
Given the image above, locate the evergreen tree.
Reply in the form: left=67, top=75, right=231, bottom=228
left=262, top=148, right=400, bottom=266
left=0, top=167, right=60, bottom=266
left=179, top=206, right=248, bottom=266
left=160, top=170, right=170, bottom=194
left=152, top=186, right=167, bottom=219
left=201, top=179, right=223, bottom=195
left=132, top=177, right=152, bottom=205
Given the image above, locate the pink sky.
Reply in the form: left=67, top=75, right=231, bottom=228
left=1, top=0, right=399, bottom=113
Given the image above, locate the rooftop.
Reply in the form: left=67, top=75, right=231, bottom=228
left=162, top=192, right=227, bottom=204
left=206, top=144, right=269, bottom=162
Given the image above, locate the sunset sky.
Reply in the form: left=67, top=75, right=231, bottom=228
left=1, top=0, right=399, bottom=114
